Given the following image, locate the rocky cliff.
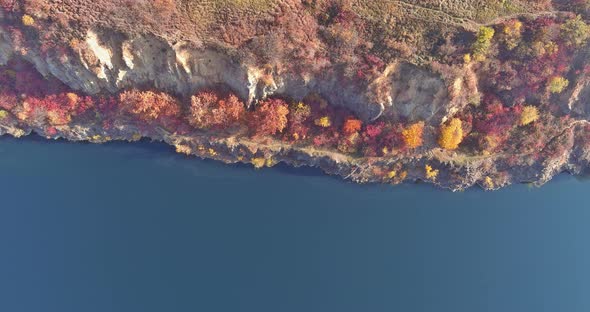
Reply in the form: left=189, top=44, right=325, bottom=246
left=1, top=1, right=590, bottom=190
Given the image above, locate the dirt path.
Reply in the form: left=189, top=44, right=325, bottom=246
left=393, top=0, right=569, bottom=31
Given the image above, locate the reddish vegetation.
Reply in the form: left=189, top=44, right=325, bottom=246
left=248, top=98, right=290, bottom=137
left=473, top=96, right=517, bottom=138
left=21, top=92, right=94, bottom=125
left=286, top=102, right=312, bottom=141
left=0, top=58, right=390, bottom=154
left=342, top=118, right=362, bottom=135
left=189, top=92, right=245, bottom=130
left=402, top=122, right=425, bottom=149
left=0, top=0, right=17, bottom=12
left=0, top=92, right=18, bottom=111
left=482, top=15, right=585, bottom=107
left=0, top=40, right=585, bottom=167
left=0, top=2, right=589, bottom=190
left=120, top=90, right=180, bottom=122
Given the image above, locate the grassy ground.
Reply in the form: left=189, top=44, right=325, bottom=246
left=26, top=0, right=556, bottom=57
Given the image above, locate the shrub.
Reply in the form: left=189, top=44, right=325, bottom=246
left=438, top=118, right=463, bottom=150
left=402, top=121, right=424, bottom=149
left=548, top=76, right=569, bottom=94
left=501, top=19, right=523, bottom=50
left=561, top=15, right=590, bottom=47
left=342, top=117, right=362, bottom=135
left=0, top=91, right=18, bottom=110
left=0, top=0, right=17, bottom=11
left=313, top=132, right=337, bottom=148
left=175, top=144, right=192, bottom=155
left=21, top=14, right=34, bottom=26
left=189, top=91, right=218, bottom=128
left=287, top=102, right=311, bottom=140
left=503, top=20, right=522, bottom=37
left=314, top=116, right=331, bottom=128
left=519, top=105, right=539, bottom=126
left=97, top=96, right=118, bottom=118
left=251, top=157, right=267, bottom=169
left=337, top=131, right=360, bottom=154
left=483, top=176, right=495, bottom=189
left=212, top=94, right=245, bottom=127
left=364, top=122, right=384, bottom=138
left=152, top=0, right=176, bottom=18
left=386, top=170, right=397, bottom=179
left=472, top=26, right=495, bottom=61
left=18, top=92, right=93, bottom=126
left=425, top=165, right=439, bottom=181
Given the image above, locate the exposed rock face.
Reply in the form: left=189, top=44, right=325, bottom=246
left=2, top=5, right=590, bottom=192
left=0, top=27, right=454, bottom=122
left=567, top=77, right=590, bottom=118
left=372, top=62, right=449, bottom=124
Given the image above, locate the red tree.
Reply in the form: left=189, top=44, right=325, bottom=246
left=189, top=91, right=245, bottom=129
left=19, top=92, right=94, bottom=125
left=342, top=117, right=362, bottom=135
left=120, top=89, right=180, bottom=122
left=249, top=99, right=289, bottom=137
left=0, top=90, right=18, bottom=111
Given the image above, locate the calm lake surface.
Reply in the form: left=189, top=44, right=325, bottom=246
left=0, top=135, right=589, bottom=312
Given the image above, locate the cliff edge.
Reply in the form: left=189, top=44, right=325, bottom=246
left=1, top=0, right=590, bottom=190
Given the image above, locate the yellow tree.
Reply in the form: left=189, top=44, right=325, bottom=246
left=314, top=116, right=331, bottom=128
left=402, top=121, right=424, bottom=149
left=22, top=15, right=35, bottom=26
left=438, top=118, right=463, bottom=150
left=548, top=76, right=569, bottom=94
left=501, top=19, right=522, bottom=50
left=425, top=165, right=439, bottom=181
left=472, top=26, right=495, bottom=61
left=519, top=105, right=539, bottom=126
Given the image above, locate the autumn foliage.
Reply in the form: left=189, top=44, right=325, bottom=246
left=315, top=116, right=332, bottom=128
left=425, top=165, right=439, bottom=181
left=248, top=98, right=289, bottom=137
left=472, top=26, right=495, bottom=61
left=438, top=118, right=463, bottom=150
left=342, top=117, right=362, bottom=135
left=189, top=91, right=245, bottom=129
left=519, top=105, right=539, bottom=126
left=0, top=91, right=18, bottom=111
left=547, top=76, right=569, bottom=94
left=120, top=90, right=180, bottom=122
left=402, top=122, right=424, bottom=149
left=18, top=92, right=94, bottom=125
left=2, top=1, right=590, bottom=189
left=286, top=102, right=311, bottom=140
left=0, top=57, right=569, bottom=166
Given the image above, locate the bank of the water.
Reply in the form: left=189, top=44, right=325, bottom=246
left=0, top=136, right=589, bottom=312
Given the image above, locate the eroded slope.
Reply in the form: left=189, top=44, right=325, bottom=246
left=1, top=0, right=590, bottom=190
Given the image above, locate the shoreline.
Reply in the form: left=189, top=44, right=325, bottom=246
left=0, top=119, right=587, bottom=192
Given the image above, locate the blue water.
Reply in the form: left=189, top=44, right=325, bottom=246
left=0, top=136, right=589, bottom=312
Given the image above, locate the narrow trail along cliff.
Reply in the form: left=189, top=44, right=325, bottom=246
left=1, top=0, right=590, bottom=190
